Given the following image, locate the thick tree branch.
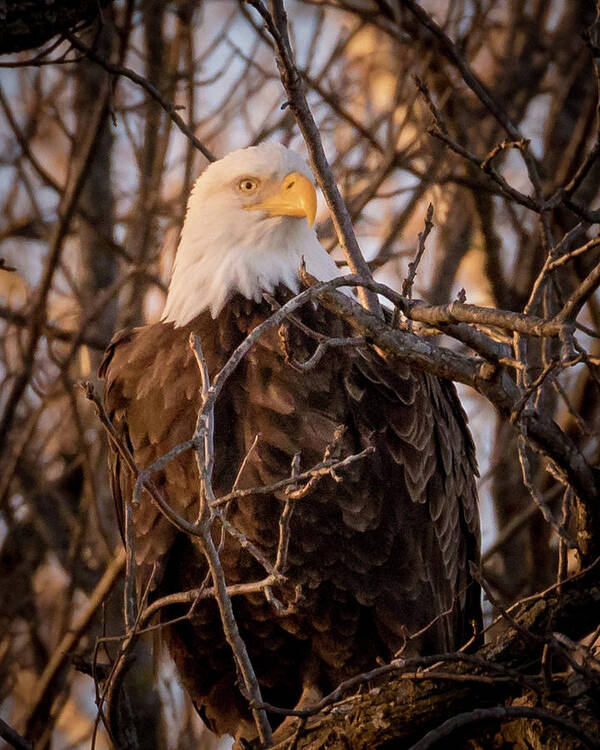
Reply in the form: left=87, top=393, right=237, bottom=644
left=264, top=559, right=600, bottom=749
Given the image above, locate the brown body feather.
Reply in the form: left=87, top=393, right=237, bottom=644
left=100, top=290, right=481, bottom=738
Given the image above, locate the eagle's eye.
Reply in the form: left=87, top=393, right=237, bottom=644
left=238, top=178, right=259, bottom=193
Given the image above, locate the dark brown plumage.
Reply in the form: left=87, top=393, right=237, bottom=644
left=100, top=288, right=481, bottom=741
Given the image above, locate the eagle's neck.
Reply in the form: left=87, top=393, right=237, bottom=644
left=162, top=217, right=341, bottom=328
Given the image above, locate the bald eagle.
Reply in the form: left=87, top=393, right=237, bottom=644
left=100, top=142, right=481, bottom=743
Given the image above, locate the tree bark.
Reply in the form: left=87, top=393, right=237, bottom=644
left=264, top=562, right=600, bottom=749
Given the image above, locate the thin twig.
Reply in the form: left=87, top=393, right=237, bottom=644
left=65, top=32, right=216, bottom=162
left=212, top=447, right=374, bottom=507
left=0, top=719, right=34, bottom=750
left=189, top=334, right=273, bottom=746
left=517, top=437, right=578, bottom=549
left=24, top=549, right=126, bottom=729
left=402, top=203, right=434, bottom=298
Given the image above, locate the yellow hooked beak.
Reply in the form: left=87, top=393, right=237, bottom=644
left=245, top=172, right=317, bottom=228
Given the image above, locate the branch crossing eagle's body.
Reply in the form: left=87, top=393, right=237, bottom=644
left=101, top=143, right=481, bottom=742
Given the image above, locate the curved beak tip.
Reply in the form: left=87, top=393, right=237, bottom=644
left=299, top=175, right=317, bottom=228
left=281, top=171, right=317, bottom=228
left=306, top=199, right=317, bottom=228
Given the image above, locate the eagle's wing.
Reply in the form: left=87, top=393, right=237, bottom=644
left=100, top=322, right=202, bottom=590
left=226, top=302, right=481, bottom=668
left=100, top=327, right=135, bottom=546
left=99, top=303, right=256, bottom=594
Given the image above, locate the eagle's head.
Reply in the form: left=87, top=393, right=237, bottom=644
left=162, top=142, right=340, bottom=326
